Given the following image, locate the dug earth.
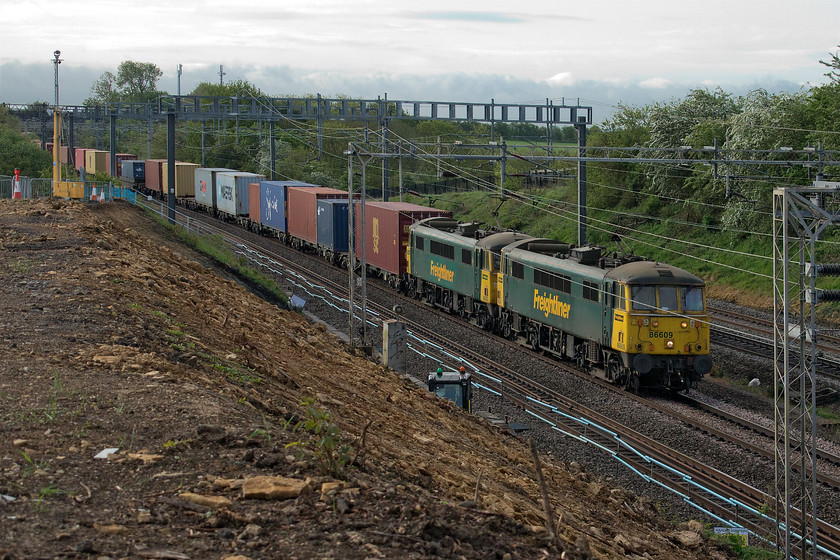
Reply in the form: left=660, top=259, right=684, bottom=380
left=0, top=199, right=736, bottom=559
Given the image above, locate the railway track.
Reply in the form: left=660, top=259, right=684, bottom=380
left=709, top=302, right=840, bottom=388
left=132, top=197, right=840, bottom=556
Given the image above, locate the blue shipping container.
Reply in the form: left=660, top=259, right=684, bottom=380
left=120, top=160, right=145, bottom=183
left=259, top=180, right=317, bottom=233
left=317, top=199, right=349, bottom=252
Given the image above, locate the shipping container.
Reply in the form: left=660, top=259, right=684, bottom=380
left=73, top=148, right=89, bottom=172
left=85, top=150, right=108, bottom=175
left=248, top=183, right=261, bottom=224
left=162, top=162, right=199, bottom=197
left=259, top=180, right=318, bottom=233
left=106, top=153, right=138, bottom=177
left=45, top=144, right=70, bottom=163
left=194, top=168, right=235, bottom=211
left=317, top=199, right=349, bottom=253
left=356, top=201, right=452, bottom=276
left=120, top=160, right=145, bottom=185
left=144, top=159, right=167, bottom=193
left=287, top=187, right=348, bottom=244
left=216, top=172, right=266, bottom=216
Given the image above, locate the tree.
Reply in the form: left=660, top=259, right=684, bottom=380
left=189, top=79, right=262, bottom=98
left=116, top=61, right=162, bottom=98
left=0, top=114, right=53, bottom=177
left=86, top=61, right=164, bottom=104
left=819, top=45, right=840, bottom=84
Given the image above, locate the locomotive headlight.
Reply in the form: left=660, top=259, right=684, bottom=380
left=666, top=340, right=675, bottom=349
left=652, top=321, right=659, bottom=328
left=680, top=321, right=688, bottom=329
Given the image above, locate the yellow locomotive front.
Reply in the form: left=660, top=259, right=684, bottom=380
left=607, top=262, right=712, bottom=391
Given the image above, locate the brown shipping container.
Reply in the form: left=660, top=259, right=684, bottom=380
left=355, top=202, right=452, bottom=276
left=106, top=153, right=138, bottom=176
left=286, top=187, right=348, bottom=244
left=85, top=150, right=107, bottom=175
left=248, top=183, right=261, bottom=224
left=46, top=144, right=70, bottom=163
left=144, top=159, right=167, bottom=193
left=162, top=162, right=197, bottom=197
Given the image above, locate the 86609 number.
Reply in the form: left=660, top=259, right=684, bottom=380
left=648, top=331, right=673, bottom=339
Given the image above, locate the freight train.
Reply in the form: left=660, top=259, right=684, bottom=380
left=407, top=218, right=712, bottom=391
left=62, top=149, right=713, bottom=392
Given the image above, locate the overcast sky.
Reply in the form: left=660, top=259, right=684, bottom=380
left=1, top=0, right=837, bottom=123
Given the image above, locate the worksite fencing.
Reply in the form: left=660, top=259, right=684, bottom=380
left=0, top=176, right=135, bottom=202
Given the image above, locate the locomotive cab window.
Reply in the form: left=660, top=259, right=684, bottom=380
left=631, top=285, right=656, bottom=310
left=462, top=248, right=472, bottom=265
left=512, top=261, right=524, bottom=279
left=681, top=286, right=704, bottom=311
left=415, top=236, right=424, bottom=251
left=659, top=286, right=678, bottom=311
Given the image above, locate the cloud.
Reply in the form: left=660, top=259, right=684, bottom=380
left=638, top=77, right=672, bottom=89
left=546, top=72, right=576, bottom=86
left=0, top=61, right=817, bottom=126
left=416, top=11, right=524, bottom=23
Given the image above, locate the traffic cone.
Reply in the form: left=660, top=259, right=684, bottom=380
left=12, top=168, right=22, bottom=200
left=90, top=186, right=99, bottom=202
left=99, top=187, right=106, bottom=203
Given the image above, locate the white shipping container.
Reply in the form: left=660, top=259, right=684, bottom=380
left=216, top=172, right=265, bottom=216
left=195, top=168, right=235, bottom=210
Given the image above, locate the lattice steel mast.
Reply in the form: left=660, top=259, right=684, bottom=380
left=773, top=181, right=840, bottom=559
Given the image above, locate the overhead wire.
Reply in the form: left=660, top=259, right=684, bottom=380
left=93, top=94, right=839, bottom=275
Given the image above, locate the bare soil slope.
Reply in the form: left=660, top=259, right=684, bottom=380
left=0, top=199, right=735, bottom=559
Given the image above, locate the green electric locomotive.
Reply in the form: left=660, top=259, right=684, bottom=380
left=407, top=217, right=712, bottom=392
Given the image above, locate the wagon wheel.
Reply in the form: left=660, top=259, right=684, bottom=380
left=477, top=308, right=488, bottom=329
left=624, top=373, right=640, bottom=394
left=501, top=319, right=512, bottom=339
left=526, top=324, right=539, bottom=349
left=574, top=345, right=586, bottom=369
left=406, top=278, right=418, bottom=299
left=606, top=356, right=621, bottom=381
